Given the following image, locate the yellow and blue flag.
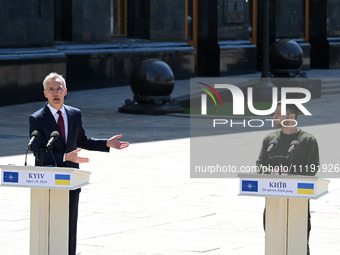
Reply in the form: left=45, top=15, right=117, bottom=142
left=297, top=183, right=314, bottom=195
left=55, top=174, right=70, bottom=185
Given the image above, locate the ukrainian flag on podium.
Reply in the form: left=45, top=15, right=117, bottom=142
left=297, top=183, right=314, bottom=195
left=55, top=174, right=71, bottom=186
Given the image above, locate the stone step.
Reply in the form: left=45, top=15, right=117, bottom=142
left=322, top=83, right=340, bottom=89
left=321, top=79, right=340, bottom=94
left=322, top=87, right=340, bottom=95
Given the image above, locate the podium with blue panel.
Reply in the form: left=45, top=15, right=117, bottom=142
left=239, top=173, right=329, bottom=255
left=0, top=165, right=91, bottom=255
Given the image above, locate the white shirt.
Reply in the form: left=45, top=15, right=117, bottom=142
left=47, top=104, right=68, bottom=142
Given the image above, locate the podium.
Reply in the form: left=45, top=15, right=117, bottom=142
left=0, top=164, right=91, bottom=255
left=239, top=173, right=329, bottom=255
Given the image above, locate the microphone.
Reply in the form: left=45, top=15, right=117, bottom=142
left=288, top=140, right=299, bottom=154
left=28, top=130, right=40, bottom=151
left=25, top=130, right=40, bottom=165
left=46, top=131, right=59, bottom=150
left=267, top=139, right=278, bottom=153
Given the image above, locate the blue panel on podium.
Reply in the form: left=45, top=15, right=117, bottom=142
left=241, top=180, right=258, bottom=192
left=3, top=171, right=19, bottom=183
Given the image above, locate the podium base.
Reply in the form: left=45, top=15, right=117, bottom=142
left=265, top=197, right=308, bottom=255
left=30, top=188, right=69, bottom=255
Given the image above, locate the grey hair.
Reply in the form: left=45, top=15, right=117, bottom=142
left=43, top=72, right=67, bottom=90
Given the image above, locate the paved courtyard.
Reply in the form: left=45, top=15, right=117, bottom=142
left=0, top=70, right=339, bottom=254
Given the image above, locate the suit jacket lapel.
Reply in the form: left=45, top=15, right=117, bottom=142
left=64, top=105, right=75, bottom=148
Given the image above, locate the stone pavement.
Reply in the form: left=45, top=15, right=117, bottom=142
left=0, top=70, right=339, bottom=254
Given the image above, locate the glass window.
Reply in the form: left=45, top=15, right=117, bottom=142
left=217, top=0, right=250, bottom=40
left=150, top=0, right=186, bottom=40
left=111, top=0, right=127, bottom=36
left=275, top=0, right=305, bottom=38
left=327, top=0, right=340, bottom=37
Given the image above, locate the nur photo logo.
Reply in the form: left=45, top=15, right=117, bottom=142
left=193, top=79, right=313, bottom=128
left=198, top=83, right=312, bottom=116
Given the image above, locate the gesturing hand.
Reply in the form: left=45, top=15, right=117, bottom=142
left=65, top=148, right=90, bottom=163
left=106, top=134, right=130, bottom=149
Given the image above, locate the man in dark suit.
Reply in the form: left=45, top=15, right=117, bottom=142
left=29, top=72, right=129, bottom=255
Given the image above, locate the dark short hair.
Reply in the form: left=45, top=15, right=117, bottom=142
left=277, top=101, right=299, bottom=119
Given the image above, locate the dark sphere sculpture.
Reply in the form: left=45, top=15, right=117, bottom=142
left=119, top=58, right=184, bottom=114
left=130, top=58, right=175, bottom=98
left=269, top=39, right=303, bottom=77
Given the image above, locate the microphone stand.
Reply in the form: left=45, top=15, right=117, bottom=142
left=266, top=140, right=298, bottom=175
left=25, top=143, right=35, bottom=166
left=46, top=146, right=58, bottom=167
left=24, top=149, right=29, bottom=166
left=39, top=148, right=44, bottom=166
left=287, top=152, right=294, bottom=162
left=266, top=153, right=291, bottom=175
